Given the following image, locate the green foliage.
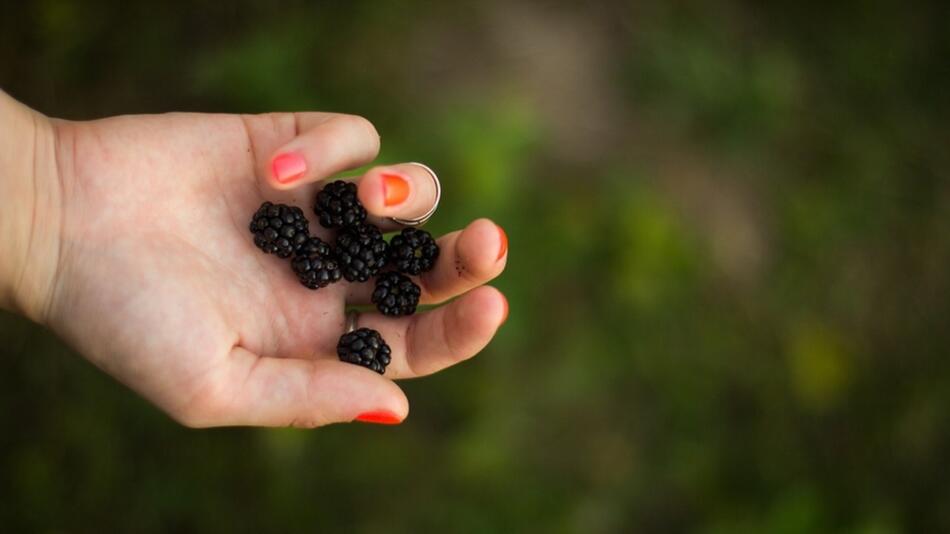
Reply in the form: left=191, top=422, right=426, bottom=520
left=2, top=0, right=949, bottom=532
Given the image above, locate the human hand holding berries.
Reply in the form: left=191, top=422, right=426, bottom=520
left=0, top=91, right=509, bottom=427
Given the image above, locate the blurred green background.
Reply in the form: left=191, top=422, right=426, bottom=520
left=2, top=1, right=950, bottom=532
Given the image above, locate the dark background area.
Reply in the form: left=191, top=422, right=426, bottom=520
left=1, top=1, right=949, bottom=532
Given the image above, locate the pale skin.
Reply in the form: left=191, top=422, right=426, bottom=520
left=0, top=91, right=508, bottom=427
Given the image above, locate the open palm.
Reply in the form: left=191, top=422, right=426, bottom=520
left=45, top=111, right=507, bottom=427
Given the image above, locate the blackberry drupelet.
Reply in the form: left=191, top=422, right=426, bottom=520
left=335, top=224, right=389, bottom=282
left=372, top=272, right=422, bottom=316
left=337, top=328, right=392, bottom=374
left=249, top=201, right=310, bottom=258
left=291, top=237, right=342, bottom=289
left=314, top=180, right=367, bottom=229
left=388, top=228, right=440, bottom=275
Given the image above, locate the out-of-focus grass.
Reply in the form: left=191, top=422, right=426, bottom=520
left=1, top=1, right=949, bottom=532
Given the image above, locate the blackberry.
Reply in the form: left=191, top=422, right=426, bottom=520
left=372, top=272, right=421, bottom=316
left=388, top=228, right=440, bottom=275
left=335, top=224, right=389, bottom=282
left=338, top=328, right=392, bottom=374
left=314, top=180, right=366, bottom=229
left=291, top=237, right=342, bottom=289
left=249, top=201, right=310, bottom=258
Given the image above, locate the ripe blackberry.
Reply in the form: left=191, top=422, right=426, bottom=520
left=249, top=201, right=310, bottom=258
left=314, top=180, right=366, bottom=229
left=335, top=224, right=388, bottom=282
left=338, top=328, right=391, bottom=374
left=291, top=237, right=342, bottom=289
left=388, top=228, right=440, bottom=275
left=372, top=272, right=421, bottom=316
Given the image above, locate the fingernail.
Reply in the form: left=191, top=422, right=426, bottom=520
left=501, top=294, right=509, bottom=325
left=497, top=224, right=508, bottom=260
left=355, top=410, right=403, bottom=425
left=272, top=152, right=306, bottom=184
left=382, top=173, right=410, bottom=206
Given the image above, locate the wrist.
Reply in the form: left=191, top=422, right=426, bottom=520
left=0, top=91, right=64, bottom=324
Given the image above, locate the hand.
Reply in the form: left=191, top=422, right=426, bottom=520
left=8, top=104, right=508, bottom=427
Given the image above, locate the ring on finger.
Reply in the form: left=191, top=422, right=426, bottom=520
left=390, top=162, right=441, bottom=227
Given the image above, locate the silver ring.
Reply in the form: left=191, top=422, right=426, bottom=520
left=390, top=162, right=441, bottom=227
left=345, top=310, right=359, bottom=334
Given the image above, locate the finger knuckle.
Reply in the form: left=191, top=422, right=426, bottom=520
left=288, top=416, right=328, bottom=429
left=443, top=306, right=469, bottom=359
left=170, top=405, right=215, bottom=428
left=168, top=388, right=230, bottom=429
left=333, top=114, right=380, bottom=150
left=344, top=113, right=379, bottom=138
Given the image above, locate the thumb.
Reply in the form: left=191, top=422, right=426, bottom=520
left=183, top=347, right=408, bottom=428
left=242, top=112, right=380, bottom=191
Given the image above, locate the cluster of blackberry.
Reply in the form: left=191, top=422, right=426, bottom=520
left=249, top=180, right=440, bottom=374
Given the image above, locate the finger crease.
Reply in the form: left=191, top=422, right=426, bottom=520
left=442, top=304, right=464, bottom=360
left=404, top=317, right=420, bottom=378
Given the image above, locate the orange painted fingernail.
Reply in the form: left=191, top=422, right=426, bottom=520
left=382, top=173, right=410, bottom=206
left=497, top=224, right=508, bottom=260
left=501, top=294, right=509, bottom=325
left=355, top=410, right=403, bottom=425
left=272, top=152, right=306, bottom=184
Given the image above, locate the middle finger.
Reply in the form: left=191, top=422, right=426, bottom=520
left=345, top=218, right=507, bottom=305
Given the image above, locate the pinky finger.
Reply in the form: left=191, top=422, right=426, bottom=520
left=355, top=285, right=509, bottom=380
